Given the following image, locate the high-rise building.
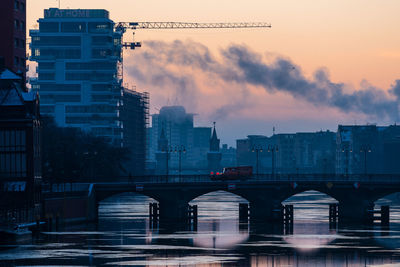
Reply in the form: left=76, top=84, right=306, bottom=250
left=29, top=8, right=123, bottom=145
left=0, top=0, right=27, bottom=82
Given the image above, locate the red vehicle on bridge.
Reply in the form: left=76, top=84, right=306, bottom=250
left=210, top=166, right=253, bottom=180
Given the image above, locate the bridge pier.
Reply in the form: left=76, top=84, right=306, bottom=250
left=339, top=199, right=374, bottom=225
left=249, top=200, right=282, bottom=222
left=158, top=198, right=189, bottom=223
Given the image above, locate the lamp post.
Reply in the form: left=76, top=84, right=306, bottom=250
left=268, top=145, right=279, bottom=177
left=341, top=146, right=352, bottom=177
left=161, top=147, right=172, bottom=182
left=251, top=146, right=263, bottom=177
left=173, top=145, right=186, bottom=178
left=360, top=145, right=372, bottom=175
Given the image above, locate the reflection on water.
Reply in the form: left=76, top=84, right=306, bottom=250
left=2, top=191, right=400, bottom=266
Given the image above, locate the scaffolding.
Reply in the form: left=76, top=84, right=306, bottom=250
left=121, top=87, right=149, bottom=175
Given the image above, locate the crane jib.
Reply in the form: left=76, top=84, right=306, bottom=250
left=119, top=22, right=271, bottom=30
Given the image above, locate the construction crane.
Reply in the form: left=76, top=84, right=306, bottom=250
left=115, top=22, right=271, bottom=49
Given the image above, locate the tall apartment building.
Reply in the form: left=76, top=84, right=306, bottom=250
left=0, top=0, right=27, bottom=82
left=29, top=8, right=123, bottom=145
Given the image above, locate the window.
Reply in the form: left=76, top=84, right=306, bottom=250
left=38, top=84, right=81, bottom=92
left=61, top=22, right=86, bottom=33
left=0, top=130, right=27, bottom=178
left=38, top=72, right=55, bottom=80
left=39, top=49, right=81, bottom=59
left=14, top=56, right=19, bottom=66
left=66, top=61, right=114, bottom=70
left=40, top=94, right=81, bottom=103
left=14, top=19, right=19, bottom=30
left=88, top=22, right=111, bottom=33
left=14, top=0, right=19, bottom=10
left=14, top=38, right=19, bottom=48
left=34, top=48, right=40, bottom=57
left=39, top=22, right=59, bottom=32
left=20, top=2, right=25, bottom=11
left=92, top=49, right=112, bottom=58
left=40, top=105, right=55, bottom=113
left=32, top=36, right=81, bottom=46
left=38, top=62, right=55, bottom=69
left=66, top=72, right=114, bottom=81
left=92, top=84, right=112, bottom=92
left=92, top=94, right=113, bottom=102
left=66, top=104, right=115, bottom=113
left=92, top=36, right=112, bottom=45
left=20, top=21, right=25, bottom=31
left=20, top=39, right=25, bottom=48
left=114, top=38, right=121, bottom=46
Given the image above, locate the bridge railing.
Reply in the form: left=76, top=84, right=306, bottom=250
left=42, top=173, right=400, bottom=186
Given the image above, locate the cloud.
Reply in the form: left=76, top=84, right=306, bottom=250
left=125, top=40, right=400, bottom=122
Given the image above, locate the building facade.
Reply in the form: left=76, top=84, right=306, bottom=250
left=0, top=0, right=27, bottom=82
left=336, top=125, right=400, bottom=175
left=29, top=8, right=123, bottom=145
left=236, top=131, right=336, bottom=174
left=0, top=65, right=41, bottom=227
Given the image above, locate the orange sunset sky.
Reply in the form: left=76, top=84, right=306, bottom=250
left=27, top=0, right=400, bottom=144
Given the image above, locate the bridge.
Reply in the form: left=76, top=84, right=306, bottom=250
left=43, top=173, right=400, bottom=225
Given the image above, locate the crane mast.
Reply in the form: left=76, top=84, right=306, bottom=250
left=115, top=22, right=271, bottom=49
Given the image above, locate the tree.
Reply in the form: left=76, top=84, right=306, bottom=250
left=41, top=117, right=130, bottom=183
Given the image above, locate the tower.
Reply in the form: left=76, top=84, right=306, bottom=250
left=155, top=125, right=169, bottom=175
left=207, top=122, right=222, bottom=172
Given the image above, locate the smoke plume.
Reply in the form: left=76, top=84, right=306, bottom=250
left=126, top=40, right=400, bottom=121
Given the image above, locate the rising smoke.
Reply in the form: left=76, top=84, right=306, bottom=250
left=126, top=40, right=400, bottom=121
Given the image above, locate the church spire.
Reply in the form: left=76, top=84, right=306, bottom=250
left=158, top=124, right=168, bottom=151
left=210, top=122, right=220, bottom=151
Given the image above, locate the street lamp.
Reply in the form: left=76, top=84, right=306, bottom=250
left=360, top=145, right=372, bottom=175
left=341, top=146, right=352, bottom=176
left=161, top=147, right=172, bottom=181
left=172, top=145, right=186, bottom=178
left=251, top=146, right=263, bottom=177
left=268, top=145, right=279, bottom=177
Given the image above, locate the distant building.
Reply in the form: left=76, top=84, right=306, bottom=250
left=0, top=63, right=41, bottom=226
left=221, top=144, right=236, bottom=168
left=236, top=131, right=336, bottom=174
left=0, top=0, right=27, bottom=82
left=29, top=8, right=124, bottom=145
left=149, top=106, right=211, bottom=174
left=336, top=125, right=400, bottom=174
left=120, top=89, right=149, bottom=176
left=207, top=123, right=222, bottom=172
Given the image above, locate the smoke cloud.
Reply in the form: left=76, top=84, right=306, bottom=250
left=126, top=40, right=400, bottom=122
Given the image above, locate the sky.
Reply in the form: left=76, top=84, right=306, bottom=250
left=28, top=0, right=400, bottom=146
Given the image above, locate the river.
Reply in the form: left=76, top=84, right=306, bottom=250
left=1, top=191, right=400, bottom=266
